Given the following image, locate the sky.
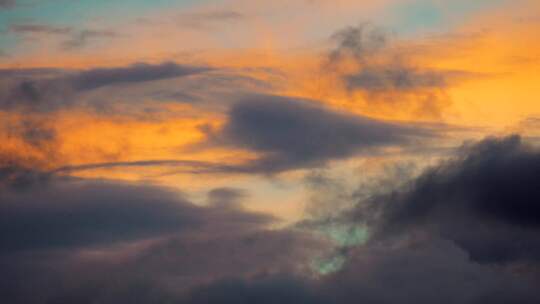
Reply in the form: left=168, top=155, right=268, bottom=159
left=1, top=0, right=540, bottom=303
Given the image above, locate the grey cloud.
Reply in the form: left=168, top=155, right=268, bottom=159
left=0, top=168, right=322, bottom=303
left=0, top=166, right=276, bottom=254
left=207, top=187, right=247, bottom=208
left=326, top=24, right=476, bottom=116
left=210, top=94, right=434, bottom=173
left=324, top=239, right=540, bottom=304
left=328, top=23, right=390, bottom=64
left=180, top=239, right=540, bottom=304
left=327, top=24, right=454, bottom=93
left=71, top=62, right=210, bottom=90
left=0, top=62, right=211, bottom=112
left=352, top=135, right=540, bottom=265
left=50, top=159, right=244, bottom=177
left=0, top=180, right=195, bottom=252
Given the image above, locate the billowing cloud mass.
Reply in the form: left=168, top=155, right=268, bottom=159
left=4, top=132, right=540, bottom=303
left=1, top=0, right=540, bottom=303
left=363, top=135, right=540, bottom=265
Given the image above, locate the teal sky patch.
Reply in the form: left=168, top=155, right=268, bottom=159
left=308, top=222, right=370, bottom=275
left=389, top=0, right=507, bottom=36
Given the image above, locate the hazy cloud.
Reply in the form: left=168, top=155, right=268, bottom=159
left=326, top=24, right=476, bottom=117
left=178, top=9, right=244, bottom=29
left=9, top=24, right=72, bottom=35
left=62, top=29, right=120, bottom=49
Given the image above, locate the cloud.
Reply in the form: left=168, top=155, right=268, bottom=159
left=0, top=165, right=280, bottom=252
left=181, top=239, right=539, bottom=304
left=8, top=24, right=72, bottom=35
left=324, top=239, right=540, bottom=304
left=183, top=276, right=323, bottom=304
left=325, top=24, right=476, bottom=117
left=353, top=135, right=540, bottom=265
left=0, top=62, right=211, bottom=112
left=0, top=181, right=195, bottom=252
left=62, top=29, right=120, bottom=49
left=3, top=136, right=540, bottom=303
left=6, top=22, right=120, bottom=49
left=207, top=187, right=247, bottom=208
left=345, top=67, right=449, bottom=92
left=0, top=166, right=323, bottom=303
left=327, top=23, right=390, bottom=64
left=177, top=9, right=244, bottom=29
left=208, top=94, right=434, bottom=173
left=71, top=62, right=210, bottom=90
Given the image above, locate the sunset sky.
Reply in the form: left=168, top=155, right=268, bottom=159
left=2, top=1, right=540, bottom=303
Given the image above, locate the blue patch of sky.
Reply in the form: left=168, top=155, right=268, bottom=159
left=387, top=0, right=507, bottom=37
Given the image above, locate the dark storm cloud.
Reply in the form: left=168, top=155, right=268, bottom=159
left=326, top=240, right=540, bottom=304
left=0, top=178, right=262, bottom=252
left=0, top=62, right=211, bottom=111
left=210, top=94, right=434, bottom=173
left=355, top=135, right=540, bottom=265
